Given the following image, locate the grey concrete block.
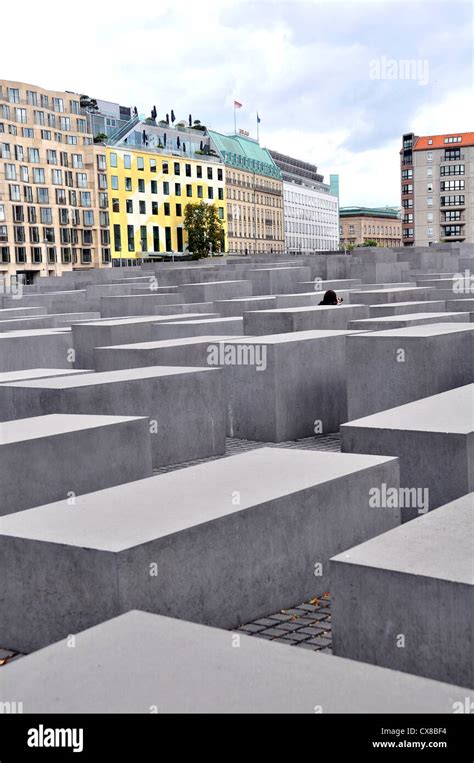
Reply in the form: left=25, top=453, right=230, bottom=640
left=224, top=331, right=356, bottom=439
left=348, top=287, right=434, bottom=305
left=0, top=312, right=101, bottom=332
left=0, top=368, right=92, bottom=384
left=0, top=447, right=399, bottom=651
left=348, top=312, right=469, bottom=331
left=0, top=609, right=467, bottom=713
left=94, top=336, right=241, bottom=371
left=0, top=366, right=225, bottom=466
left=152, top=317, right=243, bottom=339
left=331, top=494, right=473, bottom=688
left=3, top=290, right=88, bottom=313
left=243, top=305, right=369, bottom=335
left=350, top=261, right=406, bottom=284
left=213, top=296, right=277, bottom=317
left=244, top=267, right=311, bottom=295
left=346, top=324, right=474, bottom=419
left=369, top=300, right=447, bottom=317
left=181, top=280, right=253, bottom=303
left=72, top=313, right=218, bottom=368
left=85, top=283, right=134, bottom=311
left=296, top=279, right=362, bottom=293
left=0, top=413, right=153, bottom=516
left=446, top=299, right=474, bottom=313
left=342, top=385, right=474, bottom=519
left=0, top=330, right=73, bottom=372
left=100, top=293, right=185, bottom=317
left=427, top=289, right=474, bottom=301
left=0, top=307, right=48, bottom=320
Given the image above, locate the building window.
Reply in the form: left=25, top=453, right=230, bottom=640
left=174, top=162, right=180, bottom=175
left=153, top=226, right=159, bottom=252
left=175, top=183, right=181, bottom=196
left=162, top=161, right=169, bottom=174
left=139, top=200, right=146, bottom=214
left=163, top=181, right=170, bottom=195
left=185, top=164, right=191, bottom=177
left=137, top=178, right=144, bottom=193
left=113, top=224, right=122, bottom=251
left=196, top=165, right=202, bottom=178
left=9, top=184, right=21, bottom=201
left=15, top=246, right=27, bottom=263
left=126, top=199, right=133, bottom=214
left=208, top=187, right=214, bottom=199
left=164, top=203, right=170, bottom=216
left=217, top=168, right=223, bottom=181
left=186, top=184, right=192, bottom=197
left=125, top=177, right=132, bottom=191
left=152, top=201, right=158, bottom=215
left=176, top=204, right=182, bottom=216
left=137, top=156, right=144, bottom=170
left=110, top=153, right=117, bottom=168
left=5, top=163, right=16, bottom=180
left=218, top=188, right=224, bottom=200
left=151, top=180, right=158, bottom=194
left=111, top=176, right=119, bottom=190
left=127, top=225, right=134, bottom=252
left=112, top=198, right=120, bottom=212
left=197, top=185, right=203, bottom=198
left=149, top=158, right=156, bottom=172
left=83, top=210, right=94, bottom=226
left=8, top=88, right=20, bottom=103
left=37, top=187, right=49, bottom=204
left=140, top=225, right=147, bottom=252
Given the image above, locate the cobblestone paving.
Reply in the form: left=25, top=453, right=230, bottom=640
left=1, top=434, right=340, bottom=665
left=237, top=593, right=333, bottom=654
left=154, top=433, right=341, bottom=475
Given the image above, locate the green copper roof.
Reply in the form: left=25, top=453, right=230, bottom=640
left=208, top=131, right=282, bottom=179
left=339, top=206, right=400, bottom=219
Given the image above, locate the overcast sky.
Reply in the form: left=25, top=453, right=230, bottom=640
left=3, top=0, right=473, bottom=206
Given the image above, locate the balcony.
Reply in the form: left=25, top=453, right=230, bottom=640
left=441, top=215, right=465, bottom=223
left=440, top=201, right=465, bottom=209
left=443, top=154, right=464, bottom=161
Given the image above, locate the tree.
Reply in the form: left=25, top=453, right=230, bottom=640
left=363, top=238, right=378, bottom=247
left=184, top=202, right=225, bottom=259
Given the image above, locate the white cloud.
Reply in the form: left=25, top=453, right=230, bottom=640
left=2, top=0, right=471, bottom=208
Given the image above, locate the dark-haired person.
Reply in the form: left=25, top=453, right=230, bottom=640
left=319, top=289, right=343, bottom=305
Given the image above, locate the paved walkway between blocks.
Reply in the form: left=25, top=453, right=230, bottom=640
left=237, top=593, right=333, bottom=654
left=153, top=432, right=341, bottom=474
left=0, top=433, right=340, bottom=664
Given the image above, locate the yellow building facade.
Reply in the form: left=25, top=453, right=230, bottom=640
left=106, top=147, right=226, bottom=260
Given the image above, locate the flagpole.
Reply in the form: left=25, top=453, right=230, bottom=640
left=256, top=112, right=259, bottom=143
left=234, top=105, right=236, bottom=135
